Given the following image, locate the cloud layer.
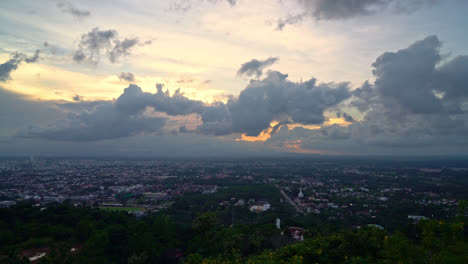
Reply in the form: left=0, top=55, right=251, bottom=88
left=21, top=71, right=351, bottom=141
left=271, top=35, right=468, bottom=154
left=0, top=50, right=40, bottom=82
left=277, top=0, right=438, bottom=29
left=73, top=28, right=145, bottom=64
left=198, top=71, right=351, bottom=136
left=3, top=34, right=468, bottom=155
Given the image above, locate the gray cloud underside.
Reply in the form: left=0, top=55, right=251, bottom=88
left=237, top=57, right=279, bottom=77
left=0, top=50, right=40, bottom=82
left=0, top=88, right=65, bottom=137
left=5, top=35, right=468, bottom=155
left=198, top=71, right=351, bottom=136
left=277, top=0, right=438, bottom=29
left=73, top=27, right=143, bottom=64
left=270, top=35, right=468, bottom=153
left=20, top=83, right=209, bottom=141
left=20, top=71, right=351, bottom=141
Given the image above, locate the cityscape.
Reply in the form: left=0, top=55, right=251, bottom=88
left=1, top=157, right=465, bottom=224
left=1, top=0, right=468, bottom=263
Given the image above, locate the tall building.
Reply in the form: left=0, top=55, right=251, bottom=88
left=298, top=187, right=304, bottom=198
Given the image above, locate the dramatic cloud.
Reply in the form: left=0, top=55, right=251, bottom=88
left=371, top=35, right=443, bottom=114
left=24, top=103, right=166, bottom=141
left=0, top=50, right=40, bottom=82
left=199, top=71, right=352, bottom=136
left=0, top=87, right=65, bottom=137
left=270, top=35, right=468, bottom=154
left=23, top=71, right=351, bottom=141
left=9, top=35, right=468, bottom=155
left=118, top=72, right=135, bottom=82
left=22, top=84, right=208, bottom=141
left=73, top=28, right=142, bottom=64
left=116, top=83, right=206, bottom=116
left=237, top=57, right=279, bottom=78
left=57, top=0, right=91, bottom=18
left=277, top=0, right=438, bottom=29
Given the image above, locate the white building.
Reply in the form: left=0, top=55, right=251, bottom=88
left=298, top=187, right=304, bottom=198
left=249, top=202, right=271, bottom=212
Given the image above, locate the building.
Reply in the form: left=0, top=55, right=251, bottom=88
left=249, top=202, right=271, bottom=212
left=289, top=227, right=305, bottom=240
left=298, top=187, right=304, bottom=199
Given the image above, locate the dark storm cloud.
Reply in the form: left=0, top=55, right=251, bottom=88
left=196, top=102, right=233, bottom=135
left=270, top=35, right=468, bottom=154
left=73, top=28, right=142, bottom=64
left=0, top=87, right=65, bottom=136
left=336, top=112, right=354, bottom=122
left=24, top=70, right=351, bottom=141
left=116, top=83, right=206, bottom=116
left=277, top=0, right=438, bottom=29
left=118, top=72, right=135, bottom=82
left=237, top=57, right=279, bottom=78
left=23, top=102, right=167, bottom=141
left=358, top=35, right=468, bottom=118
left=230, top=72, right=351, bottom=135
left=23, top=84, right=211, bottom=141
left=364, top=35, right=468, bottom=123
left=56, top=100, right=109, bottom=113
left=57, top=1, right=91, bottom=18
left=371, top=35, right=443, bottom=114
left=199, top=71, right=352, bottom=136
left=434, top=55, right=468, bottom=102
left=13, top=35, right=468, bottom=155
left=23, top=86, right=190, bottom=141
left=0, top=50, right=40, bottom=82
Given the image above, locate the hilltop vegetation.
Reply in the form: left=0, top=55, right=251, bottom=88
left=0, top=203, right=466, bottom=264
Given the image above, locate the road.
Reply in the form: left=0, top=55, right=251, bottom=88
left=280, top=189, right=304, bottom=214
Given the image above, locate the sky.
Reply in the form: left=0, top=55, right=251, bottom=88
left=1, top=0, right=468, bottom=157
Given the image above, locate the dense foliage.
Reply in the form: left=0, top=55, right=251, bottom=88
left=0, top=203, right=466, bottom=264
